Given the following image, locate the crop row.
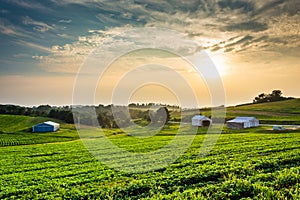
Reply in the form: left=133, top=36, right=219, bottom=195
left=0, top=131, right=299, bottom=199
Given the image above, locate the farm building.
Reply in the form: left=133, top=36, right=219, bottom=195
left=226, top=117, right=259, bottom=129
left=32, top=121, right=60, bottom=133
left=192, top=115, right=212, bottom=127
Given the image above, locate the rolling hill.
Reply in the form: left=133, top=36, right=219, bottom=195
left=0, top=115, right=78, bottom=146
left=232, top=99, right=300, bottom=114
left=0, top=114, right=61, bottom=133
left=181, top=99, right=300, bottom=125
left=226, top=99, right=300, bottom=124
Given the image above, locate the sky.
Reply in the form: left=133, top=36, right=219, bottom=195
left=0, top=0, right=299, bottom=107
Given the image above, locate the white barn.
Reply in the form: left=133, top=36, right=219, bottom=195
left=192, top=115, right=212, bottom=127
left=227, top=117, right=259, bottom=129
left=32, top=121, right=60, bottom=133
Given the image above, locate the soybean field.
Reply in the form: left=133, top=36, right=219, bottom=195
left=0, top=119, right=300, bottom=199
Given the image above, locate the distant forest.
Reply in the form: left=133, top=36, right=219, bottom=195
left=0, top=103, right=179, bottom=128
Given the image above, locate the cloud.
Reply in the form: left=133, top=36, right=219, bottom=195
left=22, top=16, right=55, bottom=33
left=0, top=9, right=9, bottom=14
left=252, top=0, right=285, bottom=16
left=226, top=35, right=253, bottom=47
left=57, top=33, right=74, bottom=39
left=0, top=18, right=29, bottom=37
left=223, top=20, right=268, bottom=32
left=17, top=40, right=52, bottom=53
left=265, top=14, right=300, bottom=43
left=58, top=19, right=72, bottom=23
left=5, top=0, right=49, bottom=11
left=35, top=26, right=203, bottom=74
left=217, top=0, right=255, bottom=12
left=33, top=33, right=106, bottom=73
left=209, top=35, right=255, bottom=53
left=13, top=53, right=31, bottom=58
left=50, top=0, right=103, bottom=5
left=32, top=55, right=44, bottom=60
left=31, top=0, right=299, bottom=73
left=0, top=21, right=18, bottom=36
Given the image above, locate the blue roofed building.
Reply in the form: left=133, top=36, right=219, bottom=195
left=32, top=121, right=60, bottom=133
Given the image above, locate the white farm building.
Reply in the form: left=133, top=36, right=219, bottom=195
left=32, top=121, right=60, bottom=133
left=226, top=117, right=259, bottom=129
left=192, top=115, right=212, bottom=127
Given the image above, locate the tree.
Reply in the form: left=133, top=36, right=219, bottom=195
left=97, top=112, right=109, bottom=128
left=35, top=105, right=52, bottom=116
left=253, top=93, right=267, bottom=103
left=253, top=90, right=289, bottom=103
left=270, top=90, right=283, bottom=101
left=151, top=107, right=170, bottom=126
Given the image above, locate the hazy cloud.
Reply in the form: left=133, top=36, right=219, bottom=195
left=0, top=18, right=30, bottom=38
left=17, top=40, right=52, bottom=53
left=22, top=16, right=55, bottom=33
left=35, top=26, right=203, bottom=73
left=5, top=0, right=49, bottom=11
left=0, top=9, right=9, bottom=14
left=217, top=0, right=255, bottom=12
left=57, top=33, right=74, bottom=39
left=58, top=19, right=72, bottom=23
left=223, top=20, right=268, bottom=32
left=0, top=20, right=19, bottom=36
left=13, top=53, right=31, bottom=58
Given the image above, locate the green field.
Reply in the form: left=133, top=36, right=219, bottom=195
left=0, top=100, right=300, bottom=199
left=0, top=115, right=79, bottom=146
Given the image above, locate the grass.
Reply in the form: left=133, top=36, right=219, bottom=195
left=0, top=115, right=79, bottom=146
left=0, top=114, right=62, bottom=133
left=233, top=99, right=300, bottom=114
left=0, top=126, right=299, bottom=199
left=0, top=98, right=300, bottom=199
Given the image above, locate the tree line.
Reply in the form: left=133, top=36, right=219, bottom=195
left=0, top=104, right=74, bottom=123
left=0, top=104, right=171, bottom=128
left=253, top=90, right=294, bottom=104
left=73, top=105, right=170, bottom=128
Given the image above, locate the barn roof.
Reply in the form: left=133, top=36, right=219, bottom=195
left=227, top=118, right=247, bottom=123
left=235, top=116, right=258, bottom=120
left=192, top=115, right=210, bottom=120
left=34, top=121, right=60, bottom=127
left=44, top=121, right=59, bottom=126
left=227, top=116, right=258, bottom=123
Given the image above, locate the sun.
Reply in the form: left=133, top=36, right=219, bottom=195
left=207, top=51, right=229, bottom=77
left=188, top=50, right=229, bottom=80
